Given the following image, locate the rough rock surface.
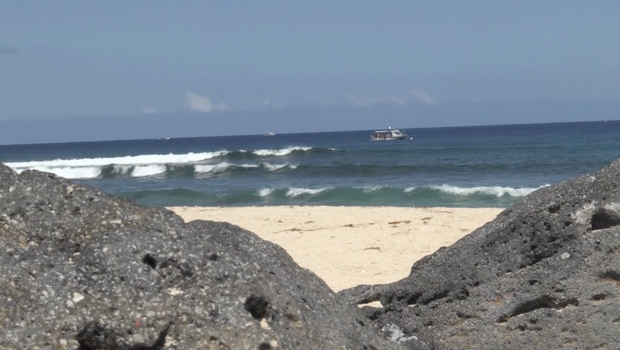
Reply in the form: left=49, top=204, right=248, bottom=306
left=339, top=159, right=620, bottom=349
left=0, top=163, right=408, bottom=350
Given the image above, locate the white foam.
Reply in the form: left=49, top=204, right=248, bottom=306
left=21, top=166, right=102, bottom=179
left=5, top=151, right=231, bottom=179
left=113, top=165, right=133, bottom=175
left=286, top=187, right=328, bottom=197
left=5, top=151, right=228, bottom=169
left=195, top=162, right=232, bottom=174
left=253, top=146, right=312, bottom=157
left=362, top=186, right=384, bottom=193
left=238, top=163, right=260, bottom=169
left=131, top=165, right=166, bottom=177
left=404, top=187, right=416, bottom=193
left=430, top=184, right=546, bottom=197
left=263, top=163, right=296, bottom=171
left=258, top=188, right=274, bottom=197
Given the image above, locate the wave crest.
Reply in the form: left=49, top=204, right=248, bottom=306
left=286, top=187, right=329, bottom=197
left=253, top=146, right=312, bottom=156
left=132, top=165, right=167, bottom=177
left=429, top=184, right=546, bottom=197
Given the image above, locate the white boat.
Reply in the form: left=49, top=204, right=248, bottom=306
left=265, top=132, right=275, bottom=137
left=370, top=127, right=407, bottom=141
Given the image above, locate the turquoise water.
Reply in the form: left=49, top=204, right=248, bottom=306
left=2, top=121, right=620, bottom=208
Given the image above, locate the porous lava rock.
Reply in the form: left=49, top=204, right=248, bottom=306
left=339, top=159, right=620, bottom=349
left=0, top=163, right=408, bottom=350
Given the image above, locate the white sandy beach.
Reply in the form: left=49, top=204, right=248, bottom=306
left=169, top=206, right=503, bottom=292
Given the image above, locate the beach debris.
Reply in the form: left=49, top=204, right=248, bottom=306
left=388, top=220, right=411, bottom=225
left=364, top=246, right=382, bottom=251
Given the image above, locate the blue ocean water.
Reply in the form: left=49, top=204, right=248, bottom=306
left=2, top=121, right=620, bottom=208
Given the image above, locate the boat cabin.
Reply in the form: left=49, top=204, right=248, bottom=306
left=370, top=128, right=407, bottom=141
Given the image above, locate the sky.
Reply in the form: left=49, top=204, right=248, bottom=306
left=1, top=1, right=620, bottom=144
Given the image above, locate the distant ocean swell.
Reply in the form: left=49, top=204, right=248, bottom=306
left=3, top=121, right=619, bottom=209
left=4, top=154, right=564, bottom=180
left=3, top=161, right=558, bottom=180
left=4, top=147, right=331, bottom=179
left=120, top=185, right=545, bottom=208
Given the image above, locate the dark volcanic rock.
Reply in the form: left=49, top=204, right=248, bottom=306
left=0, top=163, right=407, bottom=350
left=339, top=159, right=620, bottom=349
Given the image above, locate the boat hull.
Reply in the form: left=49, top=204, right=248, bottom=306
left=370, top=135, right=406, bottom=141
left=370, top=128, right=407, bottom=141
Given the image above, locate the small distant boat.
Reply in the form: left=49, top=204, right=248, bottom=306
left=370, top=127, right=407, bottom=141
left=265, top=132, right=276, bottom=137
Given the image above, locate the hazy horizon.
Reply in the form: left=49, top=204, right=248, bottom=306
left=2, top=108, right=618, bottom=146
left=2, top=2, right=619, bottom=144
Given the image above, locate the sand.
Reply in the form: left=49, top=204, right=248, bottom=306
left=169, top=206, right=503, bottom=292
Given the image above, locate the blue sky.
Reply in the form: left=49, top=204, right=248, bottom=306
left=1, top=1, right=620, bottom=144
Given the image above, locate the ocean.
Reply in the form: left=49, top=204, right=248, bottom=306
left=2, top=121, right=620, bottom=208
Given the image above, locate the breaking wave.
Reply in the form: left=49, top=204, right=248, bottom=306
left=128, top=184, right=543, bottom=207
left=4, top=147, right=311, bottom=179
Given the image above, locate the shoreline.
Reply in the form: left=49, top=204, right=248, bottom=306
left=169, top=206, right=504, bottom=292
